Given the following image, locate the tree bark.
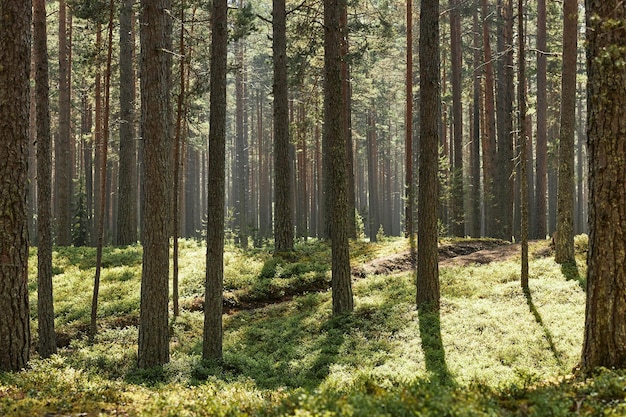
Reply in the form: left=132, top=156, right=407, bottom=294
left=273, top=0, right=294, bottom=252
left=581, top=0, right=626, bottom=373
left=535, top=0, right=547, bottom=239
left=494, top=0, right=514, bottom=241
left=56, top=0, right=72, bottom=246
left=449, top=0, right=464, bottom=237
left=138, top=0, right=173, bottom=368
left=325, top=0, right=354, bottom=315
left=203, top=0, right=228, bottom=361
left=518, top=0, right=529, bottom=292
left=0, top=0, right=31, bottom=371
left=117, top=0, right=138, bottom=245
left=417, top=0, right=440, bottom=311
left=367, top=110, right=380, bottom=241
left=555, top=0, right=577, bottom=264
left=480, top=0, right=497, bottom=237
left=34, top=0, right=57, bottom=359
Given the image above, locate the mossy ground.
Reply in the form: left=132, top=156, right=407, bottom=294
left=3, top=236, right=626, bottom=416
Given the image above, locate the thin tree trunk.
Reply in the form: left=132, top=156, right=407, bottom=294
left=90, top=0, right=115, bottom=340
left=518, top=0, right=529, bottom=292
left=449, top=0, right=464, bottom=237
left=535, top=0, right=547, bottom=239
left=555, top=0, right=577, bottom=264
left=34, top=0, right=57, bottom=358
left=367, top=110, right=380, bottom=241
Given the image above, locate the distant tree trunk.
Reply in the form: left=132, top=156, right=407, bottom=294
left=555, top=0, right=577, bottom=264
left=417, top=0, right=440, bottom=312
left=581, top=0, right=626, bottom=373
left=0, top=0, right=31, bottom=371
left=92, top=26, right=103, bottom=247
left=273, top=0, right=294, bottom=252
left=82, top=96, right=93, bottom=243
left=90, top=0, right=115, bottom=341
left=494, top=0, right=514, bottom=241
left=480, top=0, right=497, bottom=237
left=367, top=110, right=380, bottom=241
left=34, top=0, right=57, bottom=359
left=138, top=0, right=172, bottom=368
left=117, top=0, right=138, bottom=245
left=575, top=85, right=586, bottom=234
left=203, top=0, right=227, bottom=361
left=56, top=0, right=72, bottom=246
left=325, top=0, right=353, bottom=315
left=535, top=0, right=547, bottom=239
left=518, top=0, right=528, bottom=292
left=449, top=0, right=464, bottom=237
left=258, top=90, right=272, bottom=240
left=296, top=102, right=309, bottom=239
left=405, top=0, right=414, bottom=244
left=234, top=39, right=248, bottom=248
left=470, top=6, right=481, bottom=238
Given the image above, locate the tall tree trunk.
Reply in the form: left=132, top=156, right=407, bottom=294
left=138, top=0, right=173, bottom=368
left=470, top=5, right=481, bottom=237
left=34, top=0, right=57, bottom=358
left=535, top=0, right=547, bottom=239
left=203, top=0, right=227, bottom=361
left=273, top=0, right=294, bottom=252
left=417, top=0, right=441, bottom=311
left=56, top=0, right=72, bottom=245
left=91, top=0, right=115, bottom=340
left=581, top=0, right=626, bottom=373
left=449, top=0, right=464, bottom=237
left=92, top=26, right=103, bottom=246
left=405, top=0, right=415, bottom=246
left=117, top=0, right=138, bottom=245
left=575, top=84, right=586, bottom=234
left=555, top=0, right=577, bottom=264
left=518, top=0, right=529, bottom=292
left=480, top=0, right=497, bottom=237
left=494, top=0, right=514, bottom=241
left=0, top=0, right=31, bottom=371
left=234, top=38, right=248, bottom=248
left=324, top=0, right=353, bottom=315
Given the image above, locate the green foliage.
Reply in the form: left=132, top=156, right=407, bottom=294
left=6, top=239, right=626, bottom=415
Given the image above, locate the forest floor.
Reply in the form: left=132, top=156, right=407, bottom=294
left=4, top=235, right=624, bottom=417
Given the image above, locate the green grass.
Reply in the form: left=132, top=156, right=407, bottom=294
left=3, top=236, right=626, bottom=416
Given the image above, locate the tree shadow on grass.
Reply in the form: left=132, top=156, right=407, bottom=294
left=560, top=261, right=585, bottom=290
left=524, top=291, right=563, bottom=367
left=417, top=307, right=454, bottom=386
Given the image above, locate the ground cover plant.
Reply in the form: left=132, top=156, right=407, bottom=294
left=2, top=236, right=626, bottom=416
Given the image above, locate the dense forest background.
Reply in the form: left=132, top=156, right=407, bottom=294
left=28, top=0, right=586, bottom=248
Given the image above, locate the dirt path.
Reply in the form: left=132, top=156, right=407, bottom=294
left=353, top=239, right=547, bottom=277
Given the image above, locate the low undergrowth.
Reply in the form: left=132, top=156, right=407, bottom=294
left=4, top=235, right=625, bottom=416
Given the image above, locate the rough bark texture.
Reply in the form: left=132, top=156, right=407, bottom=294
left=480, top=0, right=497, bottom=237
left=555, top=0, right=577, bottom=264
left=325, top=0, right=354, bottom=315
left=417, top=0, right=440, bottom=311
left=203, top=0, right=227, bottom=361
left=116, top=0, right=138, bottom=245
left=535, top=0, right=547, bottom=239
left=138, top=0, right=172, bottom=368
left=34, top=0, right=57, bottom=358
left=234, top=39, right=248, bottom=248
left=581, top=0, right=626, bottom=373
left=449, top=0, right=464, bottom=237
left=273, top=0, right=294, bottom=252
left=0, top=0, right=32, bottom=371
left=56, top=0, right=72, bottom=246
